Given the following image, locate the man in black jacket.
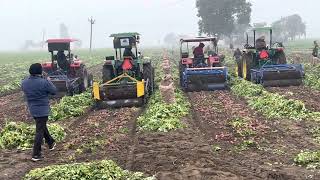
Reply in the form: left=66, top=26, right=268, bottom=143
left=22, top=63, right=57, bottom=162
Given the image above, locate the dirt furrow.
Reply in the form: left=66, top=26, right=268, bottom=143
left=186, top=90, right=320, bottom=179
left=0, top=106, right=143, bottom=179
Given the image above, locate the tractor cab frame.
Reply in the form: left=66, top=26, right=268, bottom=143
left=42, top=38, right=92, bottom=96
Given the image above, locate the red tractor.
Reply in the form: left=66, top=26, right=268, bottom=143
left=41, top=39, right=92, bottom=96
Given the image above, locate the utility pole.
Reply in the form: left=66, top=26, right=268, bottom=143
left=88, top=16, right=95, bottom=52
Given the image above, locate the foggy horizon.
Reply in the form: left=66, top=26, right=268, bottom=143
left=1, top=0, right=319, bottom=51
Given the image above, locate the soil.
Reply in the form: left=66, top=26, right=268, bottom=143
left=1, top=60, right=320, bottom=179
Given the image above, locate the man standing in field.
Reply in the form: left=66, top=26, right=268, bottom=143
left=22, top=63, right=57, bottom=162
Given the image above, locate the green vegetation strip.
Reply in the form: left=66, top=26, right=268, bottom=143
left=49, top=92, right=94, bottom=121
left=137, top=89, right=190, bottom=132
left=24, top=160, right=155, bottom=180
left=0, top=122, right=65, bottom=150
left=294, top=150, right=320, bottom=169
left=304, top=64, right=320, bottom=90
left=231, top=78, right=320, bottom=120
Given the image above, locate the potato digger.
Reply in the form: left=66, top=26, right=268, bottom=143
left=93, top=33, right=155, bottom=107
left=237, top=27, right=304, bottom=86
left=179, top=37, right=228, bottom=91
left=41, top=39, right=93, bottom=97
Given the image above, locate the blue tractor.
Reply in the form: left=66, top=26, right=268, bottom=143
left=238, top=27, right=304, bottom=86
left=179, top=37, right=228, bottom=91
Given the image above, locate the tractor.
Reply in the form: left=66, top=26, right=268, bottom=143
left=237, top=27, right=304, bottom=86
left=179, top=37, right=228, bottom=91
left=92, top=32, right=155, bottom=107
left=41, top=38, right=93, bottom=96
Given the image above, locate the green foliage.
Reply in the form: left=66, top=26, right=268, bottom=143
left=49, top=92, right=93, bottom=121
left=24, top=160, right=155, bottom=180
left=294, top=150, right=320, bottom=169
left=231, top=79, right=315, bottom=120
left=0, top=122, right=65, bottom=150
left=137, top=90, right=190, bottom=132
left=236, top=140, right=257, bottom=151
left=196, top=0, right=251, bottom=37
left=230, top=79, right=263, bottom=98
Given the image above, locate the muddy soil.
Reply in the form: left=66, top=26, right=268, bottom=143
left=267, top=86, right=320, bottom=112
left=0, top=107, right=142, bottom=180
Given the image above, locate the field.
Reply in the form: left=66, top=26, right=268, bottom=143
left=1, top=47, right=320, bottom=180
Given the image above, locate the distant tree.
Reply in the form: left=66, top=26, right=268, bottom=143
left=196, top=0, right=252, bottom=39
left=272, top=14, right=306, bottom=42
left=59, top=23, right=70, bottom=38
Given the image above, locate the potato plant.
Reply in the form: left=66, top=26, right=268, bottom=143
left=24, top=160, right=155, bottom=180
left=0, top=122, right=65, bottom=150
left=231, top=78, right=319, bottom=120
left=49, top=91, right=94, bottom=121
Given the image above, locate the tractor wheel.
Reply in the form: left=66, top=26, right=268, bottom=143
left=102, top=65, right=114, bottom=83
left=179, top=63, right=186, bottom=89
left=143, top=62, right=154, bottom=95
left=241, top=53, right=253, bottom=80
left=275, top=51, right=287, bottom=64
left=237, top=60, right=242, bottom=78
left=79, top=66, right=89, bottom=93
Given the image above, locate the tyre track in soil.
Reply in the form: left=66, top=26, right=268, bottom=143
left=0, top=64, right=103, bottom=128
left=186, top=91, right=320, bottom=180
left=0, top=106, right=144, bottom=180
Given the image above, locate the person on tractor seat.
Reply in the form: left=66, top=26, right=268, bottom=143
left=256, top=36, right=267, bottom=50
left=123, top=47, right=136, bottom=59
left=193, top=43, right=205, bottom=66
left=193, top=43, right=205, bottom=58
left=57, top=51, right=70, bottom=71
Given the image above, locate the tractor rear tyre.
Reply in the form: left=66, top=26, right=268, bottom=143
left=241, top=53, right=253, bottom=80
left=102, top=65, right=114, bottom=83
left=274, top=51, right=287, bottom=64
left=179, top=63, right=186, bottom=90
left=79, top=65, right=89, bottom=93
left=143, top=62, right=154, bottom=96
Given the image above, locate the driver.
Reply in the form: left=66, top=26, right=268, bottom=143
left=123, top=47, right=136, bottom=59
left=193, top=43, right=205, bottom=58
left=57, top=51, right=69, bottom=71
left=256, top=36, right=267, bottom=50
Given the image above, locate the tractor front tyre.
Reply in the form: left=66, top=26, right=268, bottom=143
left=143, top=62, right=154, bottom=96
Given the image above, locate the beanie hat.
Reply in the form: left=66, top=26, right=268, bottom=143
left=29, top=63, right=43, bottom=75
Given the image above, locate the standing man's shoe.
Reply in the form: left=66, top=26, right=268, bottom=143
left=48, top=142, right=56, bottom=151
left=31, top=155, right=44, bottom=162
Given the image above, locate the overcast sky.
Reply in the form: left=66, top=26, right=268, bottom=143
left=0, top=0, right=319, bottom=50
